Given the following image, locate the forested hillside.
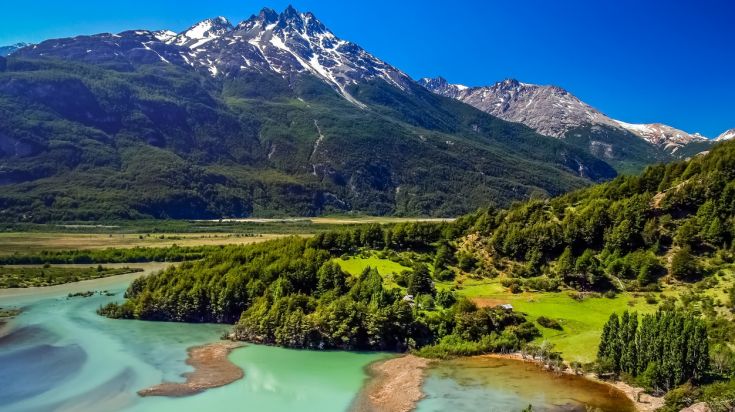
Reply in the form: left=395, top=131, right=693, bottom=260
left=103, top=140, right=735, bottom=324
left=459, top=139, right=735, bottom=291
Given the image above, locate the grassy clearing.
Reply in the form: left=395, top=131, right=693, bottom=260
left=334, top=256, right=411, bottom=289
left=334, top=256, right=411, bottom=277
left=458, top=280, right=657, bottom=362
left=453, top=267, right=735, bottom=362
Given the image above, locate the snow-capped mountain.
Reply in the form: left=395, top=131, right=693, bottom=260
left=716, top=128, right=735, bottom=142
left=419, top=77, right=711, bottom=154
left=169, top=17, right=234, bottom=48
left=15, top=6, right=410, bottom=105
left=0, top=43, right=31, bottom=57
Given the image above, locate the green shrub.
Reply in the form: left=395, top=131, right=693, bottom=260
left=536, top=316, right=563, bottom=330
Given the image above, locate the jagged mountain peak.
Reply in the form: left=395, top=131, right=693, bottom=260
left=281, top=4, right=301, bottom=20
left=23, top=6, right=413, bottom=105
left=171, top=16, right=234, bottom=48
left=497, top=78, right=522, bottom=88
left=422, top=76, right=610, bottom=138
left=12, top=5, right=412, bottom=105
left=418, top=77, right=467, bottom=99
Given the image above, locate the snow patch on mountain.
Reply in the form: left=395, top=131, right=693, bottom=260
left=170, top=17, right=233, bottom=48
left=614, top=121, right=708, bottom=152
left=716, top=128, right=735, bottom=141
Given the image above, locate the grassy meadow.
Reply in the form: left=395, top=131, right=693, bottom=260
left=331, top=252, right=734, bottom=362
left=450, top=268, right=735, bottom=362
left=0, top=216, right=448, bottom=256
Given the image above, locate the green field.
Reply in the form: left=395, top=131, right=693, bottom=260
left=0, top=232, right=290, bottom=256
left=452, top=269, right=735, bottom=362
left=334, top=256, right=411, bottom=289
left=0, top=216, right=449, bottom=256
left=334, top=256, right=411, bottom=277
left=0, top=216, right=451, bottom=235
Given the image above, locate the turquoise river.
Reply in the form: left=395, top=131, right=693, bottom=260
left=0, top=264, right=634, bottom=412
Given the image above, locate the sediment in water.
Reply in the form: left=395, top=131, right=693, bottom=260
left=138, top=341, right=244, bottom=397
left=350, top=354, right=431, bottom=412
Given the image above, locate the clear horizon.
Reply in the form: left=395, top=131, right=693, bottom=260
left=2, top=0, right=733, bottom=137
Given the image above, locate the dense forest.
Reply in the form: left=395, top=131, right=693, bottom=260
left=100, top=224, right=540, bottom=352
left=597, top=311, right=709, bottom=392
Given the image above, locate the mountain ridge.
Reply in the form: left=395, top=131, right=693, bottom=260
left=419, top=76, right=723, bottom=159
left=0, top=6, right=618, bottom=222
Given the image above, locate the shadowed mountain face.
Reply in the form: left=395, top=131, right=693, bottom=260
left=0, top=6, right=619, bottom=222
left=0, top=43, right=29, bottom=57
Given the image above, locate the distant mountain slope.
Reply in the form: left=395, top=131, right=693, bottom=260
left=613, top=120, right=709, bottom=152
left=0, top=43, right=29, bottom=57
left=0, top=7, right=617, bottom=222
left=419, top=77, right=723, bottom=172
left=419, top=77, right=617, bottom=139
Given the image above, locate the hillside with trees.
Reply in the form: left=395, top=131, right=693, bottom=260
left=457, top=139, right=735, bottom=292
left=99, top=224, right=540, bottom=353
left=0, top=57, right=614, bottom=222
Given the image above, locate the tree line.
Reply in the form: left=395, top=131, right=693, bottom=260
left=597, top=310, right=709, bottom=393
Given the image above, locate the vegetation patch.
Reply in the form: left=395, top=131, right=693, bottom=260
left=0, top=265, right=143, bottom=288
left=536, top=316, right=563, bottom=330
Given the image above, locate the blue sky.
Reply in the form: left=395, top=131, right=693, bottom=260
left=2, top=0, right=733, bottom=136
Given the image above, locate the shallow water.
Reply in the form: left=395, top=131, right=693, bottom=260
left=1, top=265, right=634, bottom=412
left=417, top=357, right=635, bottom=412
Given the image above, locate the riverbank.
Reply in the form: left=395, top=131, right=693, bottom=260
left=350, top=355, right=431, bottom=412
left=0, top=262, right=170, bottom=304
left=482, top=353, right=664, bottom=412
left=351, top=351, right=660, bottom=412
left=138, top=341, right=245, bottom=397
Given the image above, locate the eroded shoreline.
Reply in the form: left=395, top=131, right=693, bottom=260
left=138, top=341, right=245, bottom=397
